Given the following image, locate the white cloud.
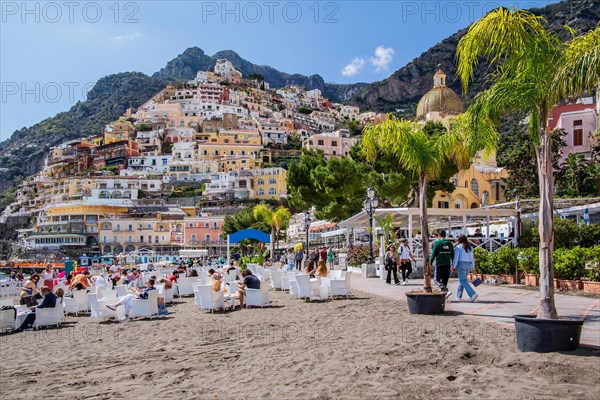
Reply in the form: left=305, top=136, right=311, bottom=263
left=370, top=46, right=395, bottom=72
left=112, top=32, right=143, bottom=42
left=341, top=58, right=366, bottom=77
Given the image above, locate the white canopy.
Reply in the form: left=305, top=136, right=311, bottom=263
left=338, top=207, right=517, bottom=231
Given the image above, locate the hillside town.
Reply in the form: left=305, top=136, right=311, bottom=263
left=1, top=63, right=597, bottom=264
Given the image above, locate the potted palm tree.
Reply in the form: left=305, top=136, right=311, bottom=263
left=456, top=8, right=599, bottom=352
left=362, top=116, right=493, bottom=314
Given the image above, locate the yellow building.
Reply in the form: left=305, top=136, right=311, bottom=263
left=220, top=156, right=262, bottom=172
left=253, top=167, right=287, bottom=201
left=197, top=129, right=271, bottom=164
left=104, top=120, right=136, bottom=144
left=417, top=68, right=508, bottom=209
left=98, top=218, right=173, bottom=254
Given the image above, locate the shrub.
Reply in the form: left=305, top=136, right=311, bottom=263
left=578, top=225, right=600, bottom=248
left=493, top=247, right=518, bottom=275
left=517, top=247, right=539, bottom=275
left=473, top=247, right=491, bottom=274
left=553, top=247, right=587, bottom=280
left=584, top=246, right=600, bottom=281
left=348, top=245, right=369, bottom=267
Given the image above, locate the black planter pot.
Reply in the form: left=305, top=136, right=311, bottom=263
left=514, top=314, right=584, bottom=353
left=405, top=292, right=446, bottom=315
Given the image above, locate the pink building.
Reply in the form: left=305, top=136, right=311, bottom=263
left=548, top=103, right=596, bottom=163
left=183, top=217, right=224, bottom=246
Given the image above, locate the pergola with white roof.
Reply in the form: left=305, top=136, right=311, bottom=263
left=338, top=207, right=519, bottom=260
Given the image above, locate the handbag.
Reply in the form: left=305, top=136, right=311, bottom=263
left=472, top=278, right=483, bottom=287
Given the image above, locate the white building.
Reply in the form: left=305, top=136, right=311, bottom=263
left=214, top=59, right=238, bottom=78
left=340, top=105, right=360, bottom=120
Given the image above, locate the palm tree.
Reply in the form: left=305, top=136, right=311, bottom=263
left=456, top=9, right=600, bottom=319
left=253, top=203, right=291, bottom=258
left=362, top=116, right=492, bottom=292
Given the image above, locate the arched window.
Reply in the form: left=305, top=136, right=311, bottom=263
left=257, top=179, right=264, bottom=185
left=103, top=245, right=112, bottom=254
left=125, top=245, right=135, bottom=253
left=269, top=178, right=276, bottom=184
left=111, top=191, right=122, bottom=199
left=470, top=179, right=480, bottom=197
left=464, top=181, right=468, bottom=188
left=268, top=188, right=276, bottom=195
left=113, top=245, right=123, bottom=254
left=257, top=189, right=265, bottom=195
left=99, top=190, right=110, bottom=199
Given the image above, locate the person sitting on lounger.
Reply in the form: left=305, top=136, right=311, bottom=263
left=107, top=279, right=156, bottom=322
left=212, top=272, right=222, bottom=292
left=13, top=286, right=57, bottom=332
left=236, top=270, right=260, bottom=308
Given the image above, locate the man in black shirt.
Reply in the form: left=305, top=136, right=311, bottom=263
left=236, top=270, right=260, bottom=308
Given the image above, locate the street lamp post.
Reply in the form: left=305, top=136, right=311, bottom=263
left=303, top=213, right=311, bottom=256
left=363, top=185, right=379, bottom=264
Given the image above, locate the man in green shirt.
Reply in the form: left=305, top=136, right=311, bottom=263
left=429, top=230, right=454, bottom=296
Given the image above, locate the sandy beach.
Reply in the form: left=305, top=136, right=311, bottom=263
left=1, top=289, right=599, bottom=400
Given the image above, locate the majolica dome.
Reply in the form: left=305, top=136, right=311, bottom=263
left=415, top=68, right=464, bottom=121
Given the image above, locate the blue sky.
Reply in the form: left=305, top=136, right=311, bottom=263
left=0, top=0, right=558, bottom=140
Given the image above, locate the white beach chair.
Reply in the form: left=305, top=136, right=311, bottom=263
left=34, top=302, right=64, bottom=329
left=63, top=290, right=88, bottom=315
left=194, top=286, right=224, bottom=313
left=296, top=275, right=328, bottom=301
left=246, top=283, right=270, bottom=308
left=0, top=309, right=15, bottom=332
left=270, top=270, right=283, bottom=290
left=129, top=290, right=159, bottom=318
left=330, top=272, right=352, bottom=298
left=115, top=285, right=129, bottom=297
left=330, top=270, right=343, bottom=279
left=88, top=293, right=121, bottom=322
left=177, top=277, right=198, bottom=297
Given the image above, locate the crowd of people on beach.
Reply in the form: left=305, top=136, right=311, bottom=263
left=284, top=246, right=335, bottom=273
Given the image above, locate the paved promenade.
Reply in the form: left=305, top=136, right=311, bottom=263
left=352, top=273, right=600, bottom=348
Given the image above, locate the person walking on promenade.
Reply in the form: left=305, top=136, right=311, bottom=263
left=430, top=230, right=453, bottom=296
left=452, top=234, right=478, bottom=302
left=385, top=244, right=400, bottom=285
left=398, top=239, right=416, bottom=285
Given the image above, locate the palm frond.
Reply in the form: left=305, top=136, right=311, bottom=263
left=553, top=26, right=600, bottom=99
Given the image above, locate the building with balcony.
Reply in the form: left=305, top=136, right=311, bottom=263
left=304, top=129, right=356, bottom=158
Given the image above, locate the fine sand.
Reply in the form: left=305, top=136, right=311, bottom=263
left=1, top=290, right=599, bottom=400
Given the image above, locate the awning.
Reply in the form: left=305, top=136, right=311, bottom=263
left=320, top=228, right=348, bottom=238
left=338, top=207, right=517, bottom=230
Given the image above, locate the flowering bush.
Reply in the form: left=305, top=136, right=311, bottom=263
left=348, top=245, right=369, bottom=267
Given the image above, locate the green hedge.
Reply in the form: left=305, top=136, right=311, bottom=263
left=474, top=245, right=600, bottom=281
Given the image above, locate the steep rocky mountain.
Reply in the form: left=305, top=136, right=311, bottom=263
left=0, top=73, right=172, bottom=192
left=154, top=47, right=369, bottom=100
left=0, top=0, right=597, bottom=199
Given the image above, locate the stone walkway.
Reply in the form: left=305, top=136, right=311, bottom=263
left=352, top=273, right=600, bottom=348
